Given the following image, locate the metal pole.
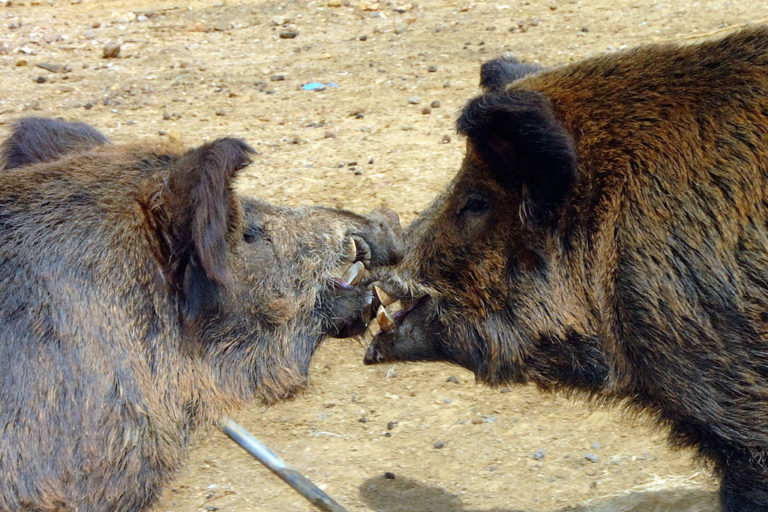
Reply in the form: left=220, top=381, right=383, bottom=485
left=219, top=416, right=349, bottom=512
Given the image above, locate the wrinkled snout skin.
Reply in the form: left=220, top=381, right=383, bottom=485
left=0, top=117, right=402, bottom=512
left=366, top=28, right=768, bottom=512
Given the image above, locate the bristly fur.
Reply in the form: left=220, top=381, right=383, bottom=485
left=0, top=118, right=402, bottom=512
left=368, top=27, right=768, bottom=512
left=479, top=56, right=542, bottom=93
left=0, top=117, right=110, bottom=170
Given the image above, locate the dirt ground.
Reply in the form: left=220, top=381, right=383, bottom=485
left=4, top=0, right=768, bottom=510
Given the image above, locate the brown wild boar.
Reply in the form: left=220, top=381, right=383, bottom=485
left=364, top=28, right=768, bottom=511
left=0, top=117, right=402, bottom=511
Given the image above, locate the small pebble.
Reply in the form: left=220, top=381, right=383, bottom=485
left=585, top=453, right=599, bottom=463
left=15, top=59, right=27, bottom=67
left=532, top=449, right=546, bottom=460
left=102, top=43, right=121, bottom=59
left=430, top=100, right=441, bottom=108
left=37, top=62, right=69, bottom=73
left=359, top=35, right=368, bottom=41
left=407, top=96, right=420, bottom=105
left=446, top=375, right=460, bottom=383
left=324, top=131, right=336, bottom=139
left=270, top=74, right=285, bottom=81
left=386, top=421, right=397, bottom=430
left=433, top=441, right=445, bottom=449
left=591, top=441, right=601, bottom=450
left=358, top=417, right=368, bottom=423
left=279, top=30, right=299, bottom=39
left=440, top=134, right=452, bottom=144
left=384, top=472, right=396, bottom=480
left=421, top=107, right=431, bottom=115
left=471, top=417, right=483, bottom=425
left=34, top=76, right=47, bottom=84
left=427, top=65, right=437, bottom=72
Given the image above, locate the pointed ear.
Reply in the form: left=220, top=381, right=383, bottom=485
left=163, top=137, right=253, bottom=320
left=457, top=90, right=577, bottom=227
left=1, top=117, right=110, bottom=170
left=479, top=56, right=542, bottom=93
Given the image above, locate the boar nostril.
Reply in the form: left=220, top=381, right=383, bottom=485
left=364, top=343, right=382, bottom=365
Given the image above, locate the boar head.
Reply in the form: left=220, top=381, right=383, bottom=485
left=364, top=61, right=606, bottom=389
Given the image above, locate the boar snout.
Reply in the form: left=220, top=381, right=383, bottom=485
left=318, top=209, right=404, bottom=339
left=352, top=207, right=404, bottom=267
left=363, top=294, right=441, bottom=364
left=362, top=276, right=439, bottom=365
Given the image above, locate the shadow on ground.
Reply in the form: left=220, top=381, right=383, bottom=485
left=359, top=474, right=719, bottom=512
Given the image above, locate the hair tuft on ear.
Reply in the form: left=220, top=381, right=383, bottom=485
left=480, top=56, right=542, bottom=93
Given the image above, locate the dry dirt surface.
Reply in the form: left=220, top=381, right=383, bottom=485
left=3, top=1, right=768, bottom=511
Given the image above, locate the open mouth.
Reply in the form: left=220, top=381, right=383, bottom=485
left=362, top=286, right=427, bottom=364
left=322, top=238, right=376, bottom=339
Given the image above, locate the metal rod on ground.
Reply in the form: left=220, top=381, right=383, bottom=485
left=219, top=416, right=349, bottom=512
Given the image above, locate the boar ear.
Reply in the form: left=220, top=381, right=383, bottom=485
left=457, top=90, right=576, bottom=227
left=479, top=57, right=542, bottom=93
left=1, top=117, right=109, bottom=170
left=163, top=138, right=253, bottom=320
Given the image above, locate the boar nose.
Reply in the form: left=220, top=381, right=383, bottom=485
left=363, top=342, right=385, bottom=365
left=362, top=207, right=404, bottom=267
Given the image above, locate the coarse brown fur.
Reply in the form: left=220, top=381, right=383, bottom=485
left=365, top=27, right=768, bottom=511
left=0, top=118, right=402, bottom=511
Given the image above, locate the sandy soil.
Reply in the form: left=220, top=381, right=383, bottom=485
left=3, top=0, right=767, bottom=510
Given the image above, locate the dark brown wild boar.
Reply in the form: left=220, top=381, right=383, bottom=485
left=364, top=27, right=768, bottom=511
left=0, top=118, right=402, bottom=512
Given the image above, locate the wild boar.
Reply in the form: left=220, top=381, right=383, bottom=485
left=365, top=27, right=768, bottom=511
left=0, top=118, right=402, bottom=511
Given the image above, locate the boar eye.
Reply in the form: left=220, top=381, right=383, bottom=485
left=243, top=224, right=267, bottom=244
left=458, top=195, right=489, bottom=217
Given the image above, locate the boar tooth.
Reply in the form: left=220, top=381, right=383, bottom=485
left=386, top=299, right=405, bottom=315
left=374, top=285, right=397, bottom=307
left=363, top=318, right=382, bottom=344
left=377, top=305, right=396, bottom=332
left=346, top=238, right=357, bottom=262
left=342, top=261, right=366, bottom=286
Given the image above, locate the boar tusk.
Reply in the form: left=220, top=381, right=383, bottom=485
left=346, top=238, right=357, bottom=262
left=385, top=299, right=405, bottom=315
left=342, top=261, right=366, bottom=286
left=374, top=285, right=397, bottom=307
left=376, top=305, right=396, bottom=332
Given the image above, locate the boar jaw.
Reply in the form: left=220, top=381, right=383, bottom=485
left=363, top=295, right=444, bottom=364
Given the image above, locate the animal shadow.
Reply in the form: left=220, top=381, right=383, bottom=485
left=359, top=474, right=719, bottom=512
